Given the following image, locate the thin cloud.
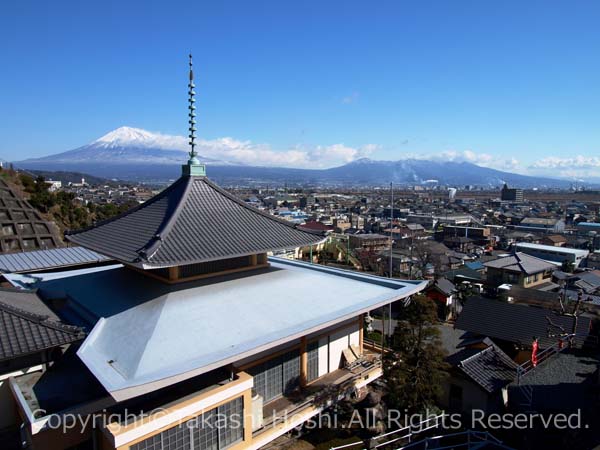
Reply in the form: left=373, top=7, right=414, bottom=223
left=341, top=92, right=360, bottom=104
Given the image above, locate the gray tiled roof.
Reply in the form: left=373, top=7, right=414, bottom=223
left=455, top=297, right=591, bottom=348
left=66, top=176, right=325, bottom=268
left=0, top=247, right=109, bottom=273
left=0, top=291, right=85, bottom=362
left=432, top=277, right=455, bottom=296
left=483, top=252, right=556, bottom=275
left=458, top=345, right=517, bottom=393
left=0, top=287, right=58, bottom=319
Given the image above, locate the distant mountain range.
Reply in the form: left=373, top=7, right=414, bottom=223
left=17, top=126, right=572, bottom=187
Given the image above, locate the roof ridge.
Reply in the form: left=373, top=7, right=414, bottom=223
left=201, top=177, right=325, bottom=237
left=459, top=345, right=494, bottom=366
left=138, top=176, right=194, bottom=261
left=66, top=177, right=188, bottom=239
left=0, top=300, right=85, bottom=336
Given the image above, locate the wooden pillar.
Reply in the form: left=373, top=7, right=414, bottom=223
left=168, top=266, right=179, bottom=282
left=300, top=337, right=308, bottom=387
left=250, top=254, right=258, bottom=266
left=258, top=253, right=268, bottom=265
left=358, top=314, right=364, bottom=355
left=243, top=388, right=253, bottom=443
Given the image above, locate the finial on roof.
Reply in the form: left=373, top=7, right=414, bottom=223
left=182, top=53, right=206, bottom=176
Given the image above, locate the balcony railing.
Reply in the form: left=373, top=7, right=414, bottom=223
left=255, top=353, right=382, bottom=435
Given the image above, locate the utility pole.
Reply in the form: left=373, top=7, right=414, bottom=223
left=389, top=182, right=394, bottom=279
left=388, top=182, right=394, bottom=339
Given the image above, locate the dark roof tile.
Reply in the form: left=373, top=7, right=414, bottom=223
left=0, top=291, right=85, bottom=362
left=66, top=176, right=324, bottom=268
left=455, top=297, right=591, bottom=348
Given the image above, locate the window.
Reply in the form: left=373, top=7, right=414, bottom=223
left=130, top=397, right=244, bottom=450
left=248, top=349, right=300, bottom=403
left=307, top=341, right=319, bottom=382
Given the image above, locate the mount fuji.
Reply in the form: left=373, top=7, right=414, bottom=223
left=18, top=127, right=240, bottom=180
left=17, top=126, right=572, bottom=187
left=20, top=126, right=234, bottom=166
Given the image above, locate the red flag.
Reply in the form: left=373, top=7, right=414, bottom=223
left=531, top=339, right=539, bottom=367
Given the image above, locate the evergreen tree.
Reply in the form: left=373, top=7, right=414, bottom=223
left=384, top=294, right=449, bottom=414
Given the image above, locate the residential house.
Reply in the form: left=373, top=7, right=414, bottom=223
left=425, top=278, right=457, bottom=321
left=484, top=252, right=556, bottom=288
left=539, top=234, right=567, bottom=247
left=454, top=297, right=591, bottom=360
left=514, top=217, right=565, bottom=233
left=438, top=326, right=517, bottom=414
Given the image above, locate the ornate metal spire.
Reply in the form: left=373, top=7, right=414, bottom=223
left=188, top=54, right=198, bottom=162
left=182, top=53, right=206, bottom=176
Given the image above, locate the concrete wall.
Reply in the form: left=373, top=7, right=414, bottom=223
left=0, top=366, right=42, bottom=430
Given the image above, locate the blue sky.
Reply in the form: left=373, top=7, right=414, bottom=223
left=2, top=1, right=600, bottom=178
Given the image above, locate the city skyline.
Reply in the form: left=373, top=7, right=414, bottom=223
left=2, top=1, right=600, bottom=179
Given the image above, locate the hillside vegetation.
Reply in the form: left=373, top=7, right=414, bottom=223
left=1, top=167, right=137, bottom=232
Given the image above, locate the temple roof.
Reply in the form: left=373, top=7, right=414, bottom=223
left=65, top=176, right=325, bottom=268
left=0, top=288, right=85, bottom=363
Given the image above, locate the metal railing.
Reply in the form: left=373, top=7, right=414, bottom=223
left=370, top=414, right=446, bottom=449
left=329, top=413, right=446, bottom=450
left=394, top=430, right=506, bottom=450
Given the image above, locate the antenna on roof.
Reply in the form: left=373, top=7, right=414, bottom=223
left=182, top=54, right=206, bottom=177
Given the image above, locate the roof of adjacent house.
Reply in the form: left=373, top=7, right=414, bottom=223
left=509, top=349, right=600, bottom=412
left=300, top=221, right=333, bottom=232
left=430, top=277, right=455, bottom=296
left=455, top=297, right=591, bottom=348
left=436, top=324, right=517, bottom=393
left=515, top=242, right=589, bottom=257
left=520, top=217, right=561, bottom=226
left=6, top=257, right=427, bottom=401
left=483, top=252, right=556, bottom=275
left=0, top=289, right=85, bottom=362
left=65, top=176, right=325, bottom=269
left=457, top=345, right=518, bottom=393
left=0, top=246, right=110, bottom=274
left=542, top=235, right=567, bottom=243
left=442, top=266, right=484, bottom=282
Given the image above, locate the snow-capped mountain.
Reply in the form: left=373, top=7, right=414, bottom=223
left=16, top=127, right=572, bottom=187
left=92, top=126, right=186, bottom=150
left=20, top=126, right=235, bottom=166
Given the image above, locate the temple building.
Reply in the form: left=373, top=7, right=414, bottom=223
left=3, top=56, right=427, bottom=450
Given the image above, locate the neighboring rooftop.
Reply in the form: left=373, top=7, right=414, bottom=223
left=510, top=349, right=600, bottom=412
left=429, top=277, right=456, bottom=296
left=66, top=176, right=325, bottom=269
left=458, top=345, right=518, bottom=393
left=455, top=297, right=591, bottom=348
left=484, top=252, right=556, bottom=274
left=437, top=324, right=517, bottom=394
left=0, top=246, right=110, bottom=274
left=519, top=217, right=561, bottom=226
left=0, top=289, right=85, bottom=363
left=515, top=242, right=590, bottom=256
